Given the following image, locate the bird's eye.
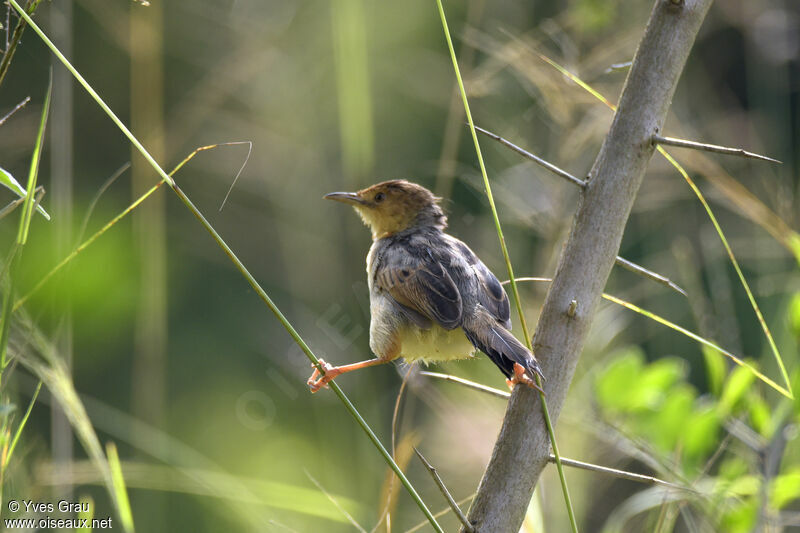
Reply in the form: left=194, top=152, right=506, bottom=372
left=374, top=192, right=385, bottom=203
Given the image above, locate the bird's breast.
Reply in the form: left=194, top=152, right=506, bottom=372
left=396, top=324, right=476, bottom=364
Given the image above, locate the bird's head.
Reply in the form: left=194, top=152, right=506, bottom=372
left=324, top=180, right=447, bottom=239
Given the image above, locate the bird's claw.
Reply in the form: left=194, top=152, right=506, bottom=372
left=307, top=359, right=339, bottom=393
left=506, top=363, right=545, bottom=394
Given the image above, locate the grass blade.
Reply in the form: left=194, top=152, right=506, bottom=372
left=507, top=276, right=793, bottom=398
left=14, top=143, right=243, bottom=312
left=0, top=167, right=50, bottom=220
left=10, top=323, right=126, bottom=526
left=657, top=148, right=793, bottom=398
left=433, top=1, right=579, bottom=530
left=106, top=443, right=135, bottom=533
left=17, top=72, right=51, bottom=246
left=0, top=74, right=51, bottom=387
left=603, top=289, right=790, bottom=397
left=3, top=380, right=41, bottom=470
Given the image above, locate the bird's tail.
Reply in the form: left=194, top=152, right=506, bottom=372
left=463, top=314, right=543, bottom=381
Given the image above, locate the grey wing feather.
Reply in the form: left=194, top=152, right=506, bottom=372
left=449, top=238, right=511, bottom=329
left=374, top=250, right=463, bottom=330
left=473, top=260, right=511, bottom=329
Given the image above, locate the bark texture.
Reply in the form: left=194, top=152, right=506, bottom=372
left=464, top=1, right=714, bottom=531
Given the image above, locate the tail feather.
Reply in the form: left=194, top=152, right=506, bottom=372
left=464, top=320, right=543, bottom=380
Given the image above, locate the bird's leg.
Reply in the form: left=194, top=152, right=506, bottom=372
left=307, top=357, right=388, bottom=393
left=506, top=363, right=545, bottom=394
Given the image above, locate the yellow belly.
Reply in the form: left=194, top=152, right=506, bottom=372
left=397, top=325, right=476, bottom=364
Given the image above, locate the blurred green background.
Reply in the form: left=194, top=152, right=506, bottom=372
left=1, top=0, right=799, bottom=531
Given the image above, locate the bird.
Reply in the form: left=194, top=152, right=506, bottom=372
left=307, top=179, right=543, bottom=393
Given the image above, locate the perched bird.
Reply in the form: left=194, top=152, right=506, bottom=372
left=308, top=180, right=543, bottom=393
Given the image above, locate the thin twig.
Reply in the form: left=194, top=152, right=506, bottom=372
left=0, top=0, right=43, bottom=90
left=614, top=256, right=687, bottom=297
left=420, top=371, right=509, bottom=399
left=392, top=367, right=413, bottom=457
left=473, top=124, right=586, bottom=188
left=652, top=135, right=781, bottom=164
left=0, top=185, right=43, bottom=221
left=304, top=469, right=367, bottom=533
left=218, top=140, right=252, bottom=211
left=413, top=448, right=475, bottom=533
left=5, top=2, right=10, bottom=52
left=547, top=455, right=693, bottom=493
left=370, top=368, right=413, bottom=533
left=405, top=493, right=476, bottom=533
left=507, top=257, right=688, bottom=299
left=77, top=162, right=131, bottom=243
left=0, top=95, right=30, bottom=126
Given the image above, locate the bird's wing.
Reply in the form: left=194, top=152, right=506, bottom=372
left=472, top=258, right=511, bottom=329
left=448, top=237, right=511, bottom=329
left=374, top=247, right=462, bottom=330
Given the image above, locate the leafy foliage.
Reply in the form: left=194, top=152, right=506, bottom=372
left=595, top=346, right=800, bottom=530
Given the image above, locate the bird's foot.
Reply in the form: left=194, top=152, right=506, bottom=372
left=307, top=359, right=341, bottom=393
left=506, top=363, right=545, bottom=394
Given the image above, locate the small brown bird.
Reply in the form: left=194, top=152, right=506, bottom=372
left=308, top=180, right=543, bottom=393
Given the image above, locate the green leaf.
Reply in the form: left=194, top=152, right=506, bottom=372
left=771, top=468, right=800, bottom=509
left=719, top=497, right=757, bottom=533
left=721, top=475, right=760, bottom=497
left=683, top=406, right=721, bottom=462
left=717, top=457, right=749, bottom=481
left=747, top=394, right=772, bottom=438
left=595, top=347, right=644, bottom=412
left=719, top=364, right=756, bottom=415
left=0, top=166, right=50, bottom=220
left=632, top=358, right=685, bottom=405
left=703, top=345, right=726, bottom=396
left=640, top=384, right=695, bottom=452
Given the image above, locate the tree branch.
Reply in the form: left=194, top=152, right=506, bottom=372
left=463, top=1, right=714, bottom=530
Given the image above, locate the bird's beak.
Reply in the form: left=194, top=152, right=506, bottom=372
left=323, top=191, right=367, bottom=206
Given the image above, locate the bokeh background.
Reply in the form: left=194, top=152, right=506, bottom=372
left=1, top=0, right=799, bottom=531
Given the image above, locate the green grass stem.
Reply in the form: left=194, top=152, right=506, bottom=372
left=434, top=1, right=579, bottom=530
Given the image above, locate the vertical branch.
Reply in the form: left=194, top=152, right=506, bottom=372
left=464, top=1, right=714, bottom=531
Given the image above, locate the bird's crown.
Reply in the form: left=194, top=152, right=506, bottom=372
left=325, top=180, right=447, bottom=239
